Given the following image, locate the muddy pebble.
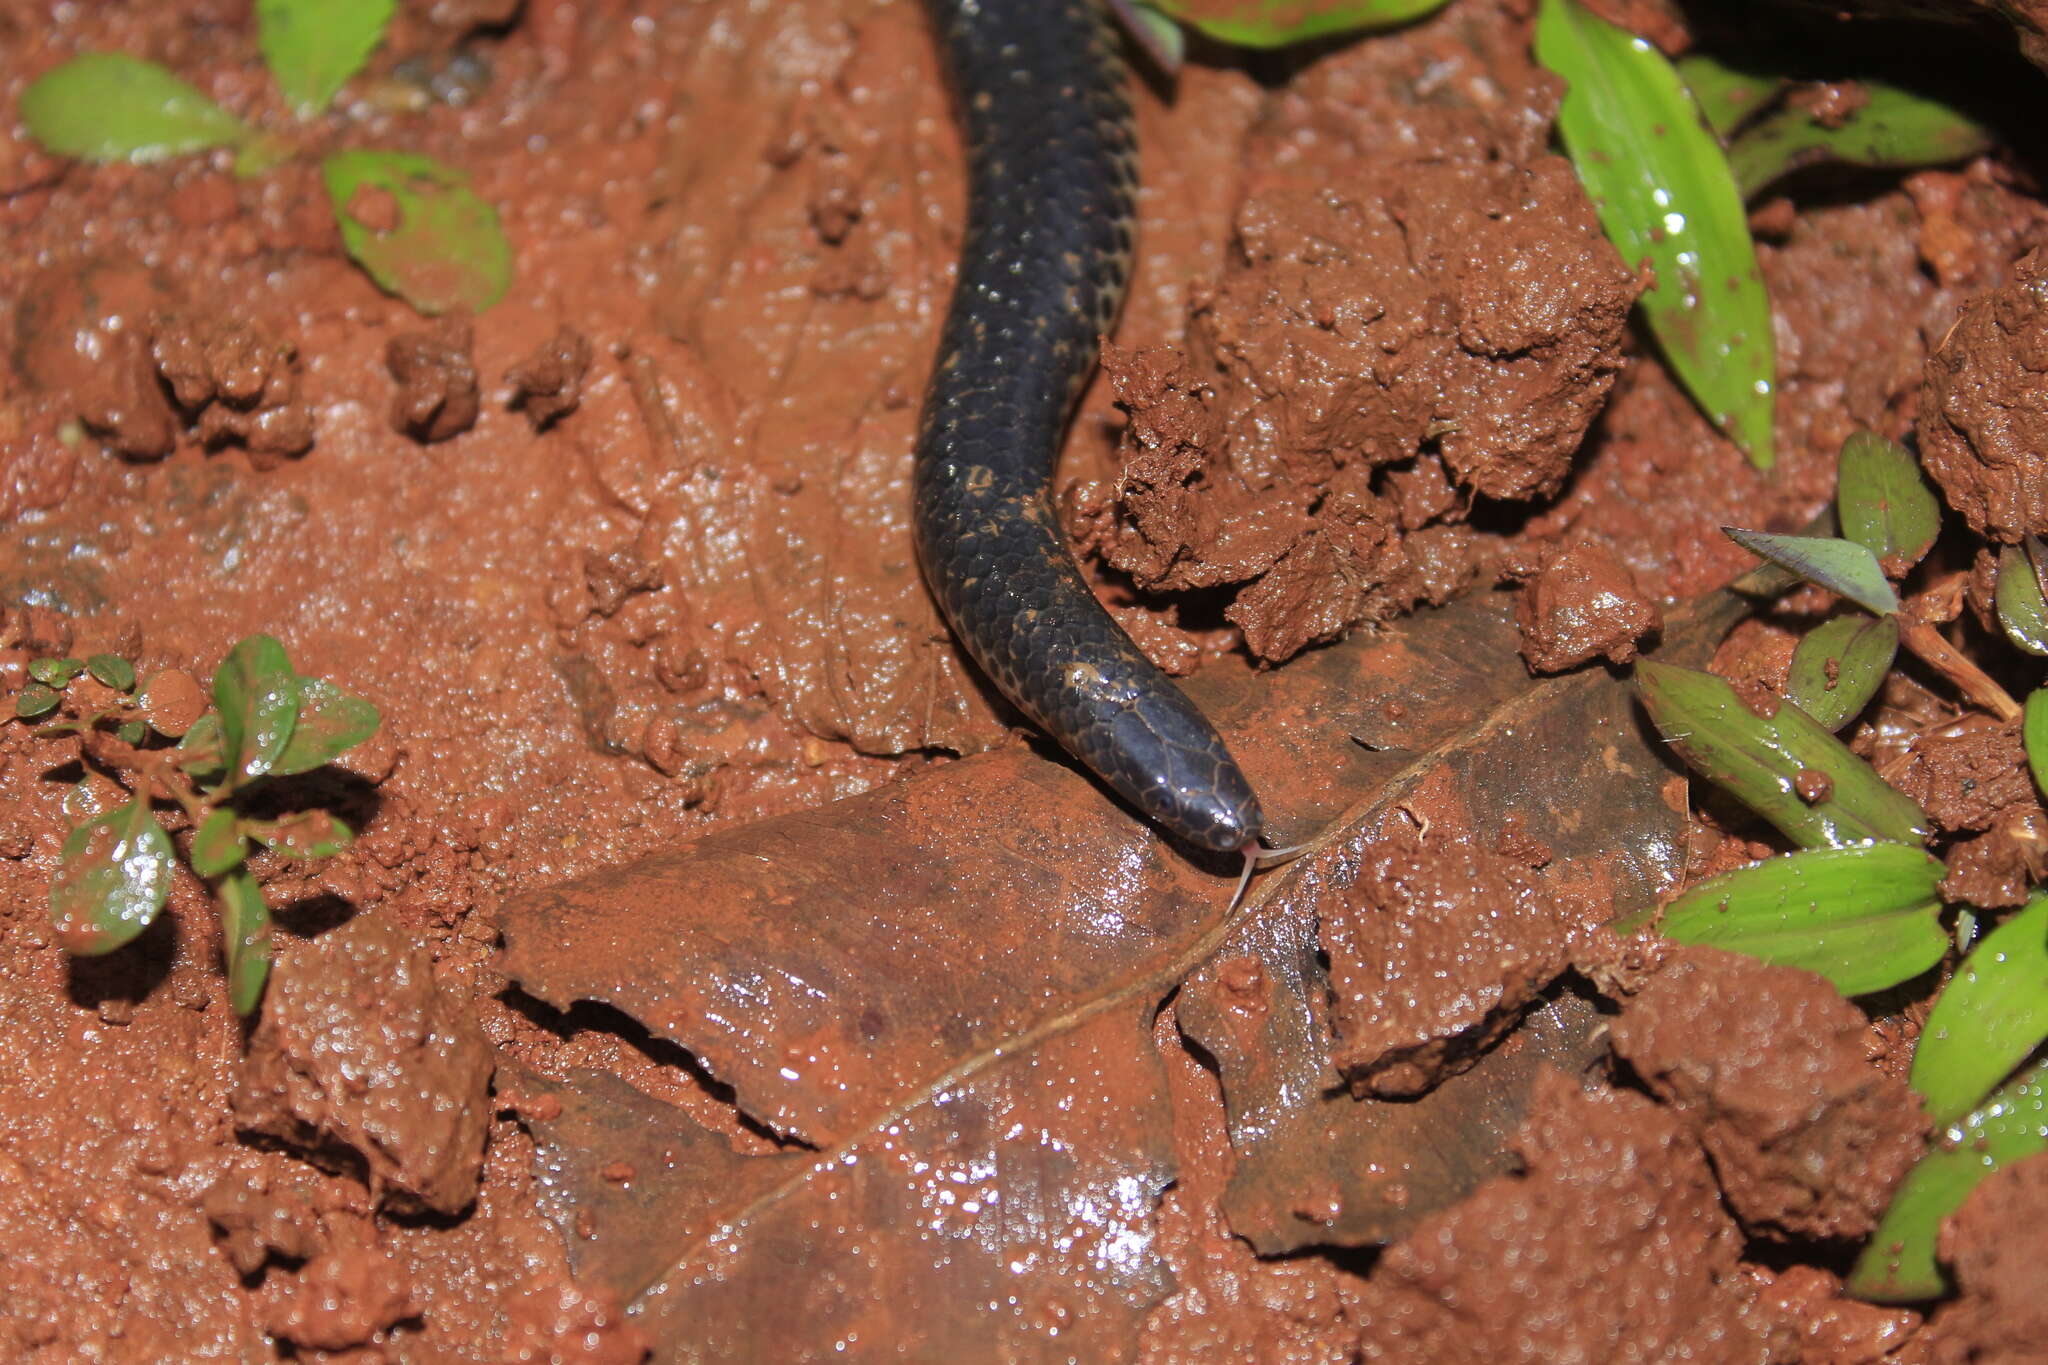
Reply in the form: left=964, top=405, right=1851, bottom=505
left=1608, top=945, right=1927, bottom=1241
left=152, top=314, right=317, bottom=464
left=1356, top=1069, right=1774, bottom=1362
left=1319, top=822, right=1588, bottom=1097
left=1514, top=539, right=1661, bottom=673
left=233, top=913, right=494, bottom=1214
left=387, top=316, right=481, bottom=443
left=506, top=325, right=594, bottom=429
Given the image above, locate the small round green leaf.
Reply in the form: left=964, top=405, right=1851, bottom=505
left=177, top=712, right=230, bottom=787
left=190, top=806, right=249, bottom=877
left=1836, top=432, right=1941, bottom=575
left=1786, top=613, right=1899, bottom=731
left=15, top=683, right=61, bottom=720
left=212, top=635, right=303, bottom=785
left=268, top=677, right=380, bottom=776
left=115, top=719, right=148, bottom=745
left=28, top=656, right=85, bottom=687
left=1636, top=660, right=1930, bottom=849
left=49, top=803, right=176, bottom=955
left=1996, top=544, right=2048, bottom=656
left=216, top=866, right=274, bottom=1015
left=1722, top=528, right=1900, bottom=617
left=86, top=654, right=137, bottom=691
left=21, top=54, right=252, bottom=164
left=257, top=0, right=397, bottom=116
left=1623, top=844, right=1947, bottom=997
left=247, top=810, right=353, bottom=861
left=1537, top=0, right=1775, bottom=468
left=322, top=149, right=513, bottom=315
left=1911, top=895, right=2048, bottom=1126
left=1851, top=1058, right=2048, bottom=1303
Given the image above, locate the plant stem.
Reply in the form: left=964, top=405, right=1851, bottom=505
left=1900, top=619, right=2022, bottom=721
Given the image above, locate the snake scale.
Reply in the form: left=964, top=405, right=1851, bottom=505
left=916, top=0, right=1264, bottom=854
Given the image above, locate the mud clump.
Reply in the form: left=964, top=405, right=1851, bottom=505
left=74, top=315, right=316, bottom=464
left=1929, top=1151, right=2048, bottom=1364
left=233, top=913, right=495, bottom=1214
left=387, top=315, right=481, bottom=442
left=1888, top=715, right=2039, bottom=834
left=1608, top=945, right=1926, bottom=1241
left=1319, top=821, right=1594, bottom=1097
left=259, top=1238, right=420, bottom=1351
left=1357, top=1069, right=1776, bottom=1362
left=507, top=325, right=595, bottom=429
left=1513, top=539, right=1662, bottom=672
left=1920, top=246, right=2048, bottom=541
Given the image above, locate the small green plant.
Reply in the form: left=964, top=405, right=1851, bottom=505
left=1625, top=430, right=2048, bottom=1302
left=14, top=635, right=379, bottom=1014
left=20, top=0, right=510, bottom=316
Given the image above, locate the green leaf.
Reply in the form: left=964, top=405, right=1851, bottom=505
left=1140, top=0, right=1450, bottom=47
left=28, top=656, right=85, bottom=687
left=247, top=810, right=353, bottom=860
left=216, top=867, right=274, bottom=1015
left=1636, top=660, right=1930, bottom=848
left=115, top=719, right=147, bottom=745
left=1997, top=544, right=2048, bottom=657
left=1722, top=528, right=1900, bottom=617
left=1850, top=1057, right=2048, bottom=1302
left=1727, top=79, right=1991, bottom=200
left=257, top=0, right=396, bottom=117
left=15, top=683, right=61, bottom=720
left=86, top=654, right=137, bottom=691
left=1785, top=613, right=1898, bottom=731
left=1536, top=0, right=1775, bottom=468
left=322, top=149, right=513, bottom=315
left=189, top=806, right=248, bottom=877
left=269, top=677, right=380, bottom=776
left=212, top=635, right=302, bottom=785
left=1912, top=895, right=2048, bottom=1125
left=1621, top=844, right=1946, bottom=996
left=1837, top=431, right=1941, bottom=574
left=1675, top=52, right=1784, bottom=139
left=49, top=802, right=176, bottom=955
left=2026, top=688, right=2048, bottom=800
left=21, top=54, right=253, bottom=164
left=1116, top=1, right=1188, bottom=75
left=177, top=712, right=230, bottom=786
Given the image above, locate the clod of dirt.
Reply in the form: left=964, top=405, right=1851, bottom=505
left=1920, top=246, right=2048, bottom=541
left=1356, top=1069, right=1777, bottom=1362
left=507, top=325, right=595, bottom=429
left=1939, top=806, right=2048, bottom=908
left=387, top=316, right=482, bottom=443
left=1888, top=715, right=2038, bottom=834
left=1752, top=1264, right=1923, bottom=1364
left=76, top=331, right=179, bottom=458
left=258, top=1237, right=420, bottom=1352
left=1928, top=1151, right=2048, bottom=1364
left=150, top=314, right=317, bottom=466
left=1514, top=539, right=1662, bottom=673
left=202, top=1172, right=328, bottom=1276
left=1608, top=945, right=1927, bottom=1241
left=1319, top=820, right=1593, bottom=1097
left=500, top=1278, right=653, bottom=1365
left=233, top=913, right=495, bottom=1214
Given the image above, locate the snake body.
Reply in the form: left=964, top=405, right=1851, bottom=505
left=916, top=0, right=1263, bottom=853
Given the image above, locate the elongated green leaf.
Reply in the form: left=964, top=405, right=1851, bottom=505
left=213, top=635, right=301, bottom=785
left=1913, top=896, right=2048, bottom=1125
left=1837, top=432, right=1940, bottom=574
left=2026, top=688, right=2048, bottom=799
left=269, top=677, right=380, bottom=775
left=1621, top=844, right=1946, bottom=995
left=217, top=867, right=273, bottom=1015
left=1536, top=0, right=1775, bottom=468
left=257, top=0, right=396, bottom=116
left=1850, top=1058, right=2048, bottom=1302
left=49, top=802, right=176, bottom=955
left=1675, top=52, right=1783, bottom=138
left=248, top=810, right=352, bottom=860
left=1140, top=0, right=1448, bottom=46
left=1786, top=613, right=1898, bottom=731
left=1723, top=528, right=1899, bottom=616
left=1727, top=80, right=1991, bottom=200
left=189, top=806, right=248, bottom=877
left=1997, top=544, right=2048, bottom=656
left=323, top=149, right=513, bottom=315
left=1636, top=660, right=1930, bottom=848
left=21, top=54, right=252, bottom=164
